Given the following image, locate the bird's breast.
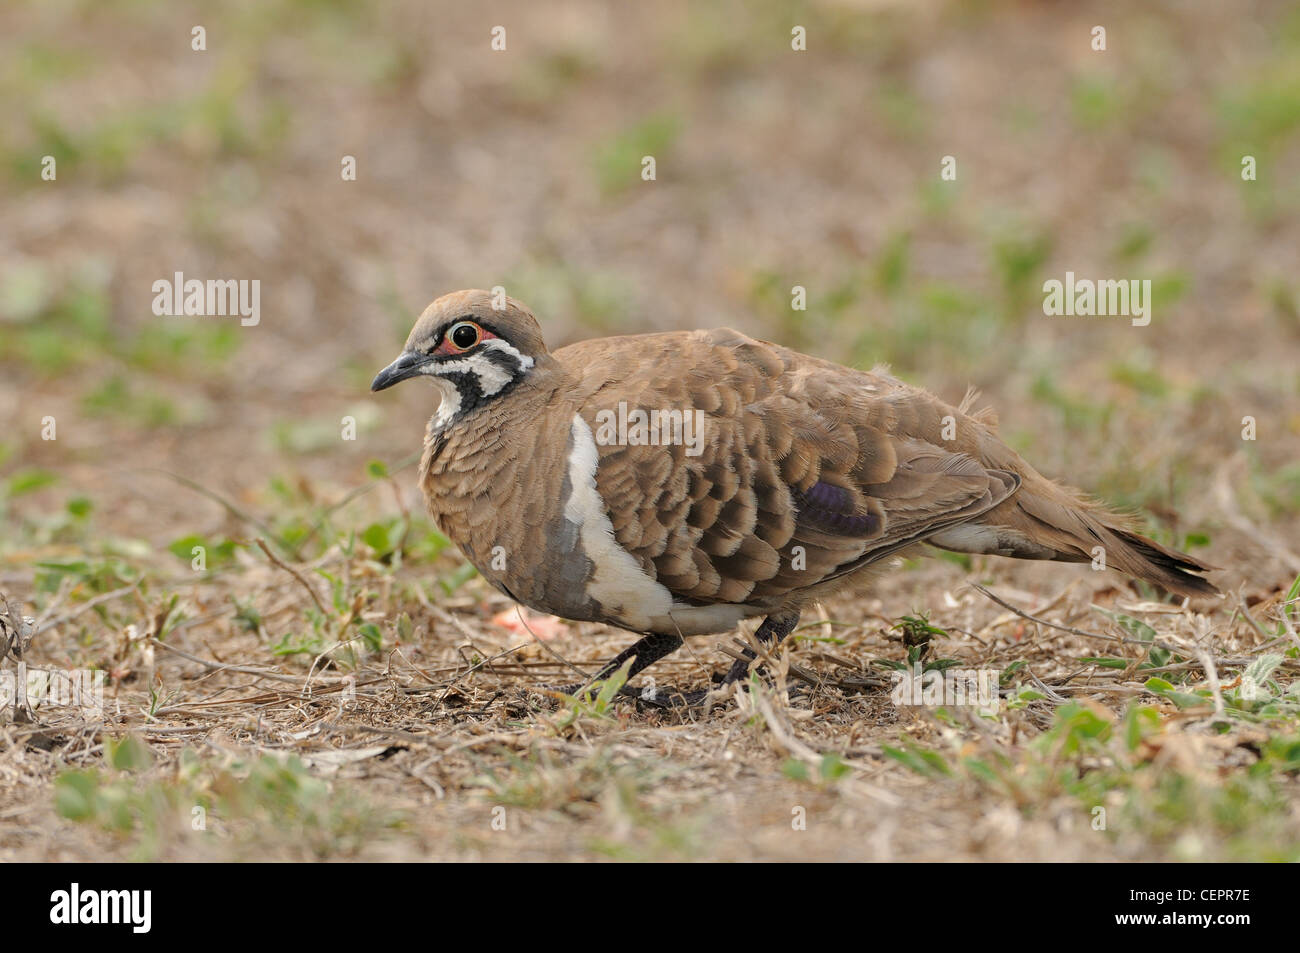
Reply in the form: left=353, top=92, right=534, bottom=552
left=419, top=411, right=755, bottom=635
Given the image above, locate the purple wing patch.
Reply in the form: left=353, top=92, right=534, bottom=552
left=791, top=481, right=882, bottom=537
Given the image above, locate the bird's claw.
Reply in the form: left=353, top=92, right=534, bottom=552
left=538, top=681, right=727, bottom=711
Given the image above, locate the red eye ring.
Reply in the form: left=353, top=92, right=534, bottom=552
left=437, top=320, right=491, bottom=355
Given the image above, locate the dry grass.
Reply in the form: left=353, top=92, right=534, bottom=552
left=3, top=528, right=1299, bottom=861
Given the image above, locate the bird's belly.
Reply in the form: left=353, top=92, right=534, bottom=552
left=461, top=519, right=760, bottom=636
left=647, top=602, right=761, bottom=636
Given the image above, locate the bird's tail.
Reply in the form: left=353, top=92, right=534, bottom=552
left=933, top=391, right=1217, bottom=598
left=933, top=471, right=1218, bottom=598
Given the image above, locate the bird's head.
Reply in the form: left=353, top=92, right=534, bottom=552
left=371, top=290, right=548, bottom=423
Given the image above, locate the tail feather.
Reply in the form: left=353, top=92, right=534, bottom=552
left=1103, top=525, right=1219, bottom=597
left=934, top=475, right=1219, bottom=599
left=928, top=390, right=1219, bottom=599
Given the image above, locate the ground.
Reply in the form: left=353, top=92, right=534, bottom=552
left=1, top=0, right=1299, bottom=862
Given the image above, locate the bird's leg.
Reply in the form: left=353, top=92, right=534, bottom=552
left=546, top=614, right=802, bottom=711
left=589, top=631, right=684, bottom=683
left=718, top=610, right=801, bottom=687
left=551, top=631, right=684, bottom=698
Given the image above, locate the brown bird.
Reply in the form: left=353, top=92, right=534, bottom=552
left=372, top=290, right=1217, bottom=702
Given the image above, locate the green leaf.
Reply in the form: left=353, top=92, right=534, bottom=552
left=66, top=496, right=93, bottom=518
left=1094, top=606, right=1159, bottom=643
left=935, top=549, right=972, bottom=570
left=361, top=521, right=396, bottom=555
left=6, top=468, right=58, bottom=497
left=1079, top=656, right=1129, bottom=669
left=1244, top=653, right=1286, bottom=686
left=882, top=744, right=951, bottom=778
left=365, top=459, right=389, bottom=479
left=271, top=633, right=320, bottom=657
left=819, top=753, right=852, bottom=781
left=35, top=559, right=90, bottom=574
left=1123, top=704, right=1160, bottom=751
left=1144, top=677, right=1208, bottom=710
left=167, top=534, right=204, bottom=562
left=1160, top=691, right=1209, bottom=710
left=356, top=622, right=383, bottom=653
left=438, top=562, right=479, bottom=595
left=963, top=757, right=999, bottom=785
left=594, top=658, right=633, bottom=711
left=1239, top=653, right=1285, bottom=702
left=106, top=735, right=153, bottom=773
left=1259, top=735, right=1300, bottom=773
left=53, top=771, right=99, bottom=820
left=166, top=534, right=237, bottom=568
left=999, top=659, right=1028, bottom=685
left=781, top=759, right=810, bottom=782
left=232, top=598, right=262, bottom=632
left=1142, top=646, right=1172, bottom=669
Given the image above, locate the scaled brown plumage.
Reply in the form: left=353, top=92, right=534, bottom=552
left=374, top=290, right=1217, bottom=702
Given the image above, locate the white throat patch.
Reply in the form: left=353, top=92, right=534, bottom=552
left=427, top=377, right=462, bottom=433
left=420, top=339, right=535, bottom=433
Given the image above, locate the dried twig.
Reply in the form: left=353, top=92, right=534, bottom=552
left=255, top=538, right=327, bottom=615
left=32, top=583, right=139, bottom=637
left=152, top=639, right=314, bottom=685
left=144, top=468, right=282, bottom=544
left=970, top=583, right=1182, bottom=654
left=747, top=683, right=899, bottom=805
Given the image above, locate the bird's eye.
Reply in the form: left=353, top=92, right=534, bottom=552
left=448, top=321, right=481, bottom=350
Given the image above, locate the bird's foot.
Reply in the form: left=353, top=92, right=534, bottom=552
left=539, top=680, right=715, bottom=710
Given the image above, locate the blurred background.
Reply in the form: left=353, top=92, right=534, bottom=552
left=2, top=0, right=1299, bottom=588
left=4, top=0, right=1300, bottom=866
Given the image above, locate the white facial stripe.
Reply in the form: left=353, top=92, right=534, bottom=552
left=564, top=414, right=672, bottom=630
left=419, top=338, right=534, bottom=397
left=482, top=338, right=534, bottom=371
left=432, top=353, right=512, bottom=396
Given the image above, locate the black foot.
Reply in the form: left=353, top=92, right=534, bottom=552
left=532, top=610, right=803, bottom=713
left=539, top=680, right=710, bottom=710
left=717, top=610, right=801, bottom=687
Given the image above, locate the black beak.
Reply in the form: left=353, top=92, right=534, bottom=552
left=371, top=351, right=430, bottom=392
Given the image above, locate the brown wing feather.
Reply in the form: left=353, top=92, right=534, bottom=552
left=560, top=329, right=1020, bottom=608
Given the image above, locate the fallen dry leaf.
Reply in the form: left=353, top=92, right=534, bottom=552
left=490, top=607, right=568, bottom=641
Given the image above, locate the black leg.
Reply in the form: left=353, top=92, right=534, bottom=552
left=718, top=610, right=800, bottom=686
left=629, top=610, right=804, bottom=710
left=552, top=631, right=684, bottom=697
left=545, top=613, right=801, bottom=711
left=589, top=631, right=684, bottom=683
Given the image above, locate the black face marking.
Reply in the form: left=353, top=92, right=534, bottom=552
left=430, top=348, right=527, bottom=423
left=478, top=346, right=520, bottom=373
left=418, top=333, right=534, bottom=447
left=441, top=369, right=485, bottom=415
